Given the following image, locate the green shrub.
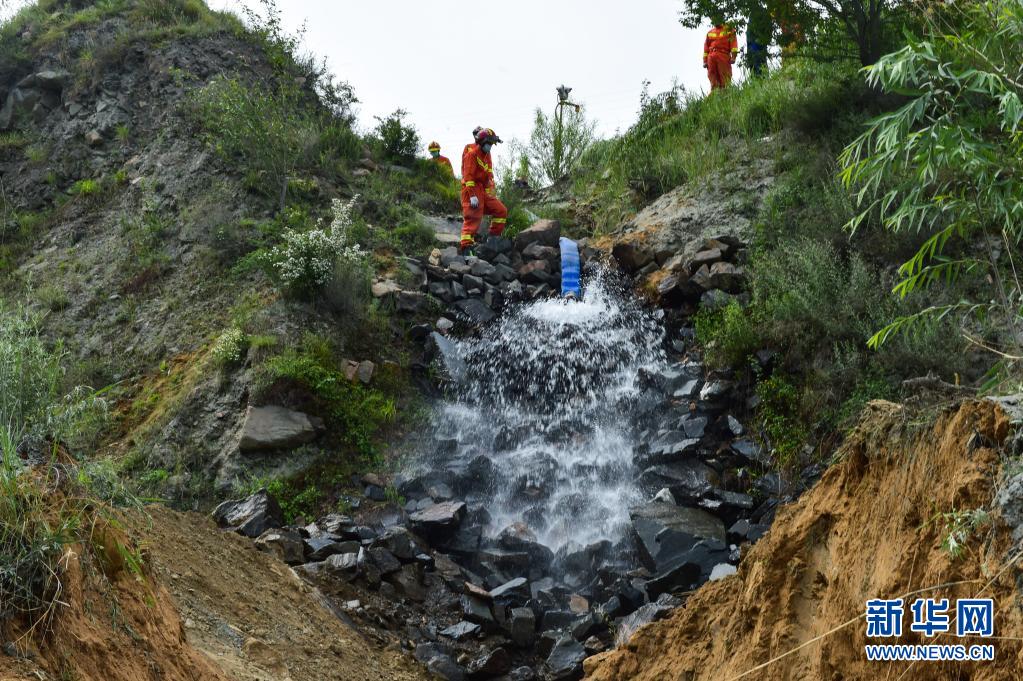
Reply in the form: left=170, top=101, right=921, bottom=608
left=372, top=109, right=419, bottom=165
left=211, top=327, right=247, bottom=368
left=755, top=373, right=808, bottom=468
left=258, top=336, right=396, bottom=457
left=261, top=196, right=368, bottom=301
left=69, top=178, right=101, bottom=197
left=0, top=304, right=112, bottom=631
left=190, top=76, right=319, bottom=206
left=694, top=300, right=759, bottom=367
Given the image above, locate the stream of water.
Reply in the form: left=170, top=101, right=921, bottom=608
left=422, top=269, right=673, bottom=553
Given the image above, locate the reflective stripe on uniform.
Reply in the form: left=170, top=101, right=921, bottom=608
left=463, top=181, right=476, bottom=187
left=476, top=157, right=492, bottom=173
left=492, top=218, right=506, bottom=223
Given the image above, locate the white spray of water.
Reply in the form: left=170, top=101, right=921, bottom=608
left=425, top=270, right=671, bottom=552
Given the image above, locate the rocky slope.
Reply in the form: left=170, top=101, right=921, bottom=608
left=584, top=398, right=1023, bottom=680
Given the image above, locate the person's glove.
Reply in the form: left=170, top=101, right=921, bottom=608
left=469, top=196, right=479, bottom=209
left=702, top=62, right=708, bottom=69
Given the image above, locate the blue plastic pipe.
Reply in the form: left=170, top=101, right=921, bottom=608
left=559, top=237, right=581, bottom=298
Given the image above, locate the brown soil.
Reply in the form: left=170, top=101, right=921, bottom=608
left=1, top=506, right=426, bottom=681
left=585, top=399, right=1023, bottom=681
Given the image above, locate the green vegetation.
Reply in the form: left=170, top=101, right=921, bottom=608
left=256, top=334, right=397, bottom=458
left=520, top=100, right=597, bottom=186
left=371, top=109, right=420, bottom=165
left=572, top=60, right=865, bottom=233
left=0, top=305, right=113, bottom=632
left=841, top=0, right=1023, bottom=388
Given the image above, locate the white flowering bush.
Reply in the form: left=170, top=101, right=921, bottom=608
left=211, top=327, right=246, bottom=367
left=264, top=196, right=367, bottom=299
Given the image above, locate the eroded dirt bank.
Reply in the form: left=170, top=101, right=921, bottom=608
left=585, top=399, right=1023, bottom=681
left=1, top=506, right=425, bottom=681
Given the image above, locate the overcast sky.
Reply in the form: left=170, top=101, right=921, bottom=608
left=4, top=1, right=749, bottom=171
left=207, top=0, right=746, bottom=171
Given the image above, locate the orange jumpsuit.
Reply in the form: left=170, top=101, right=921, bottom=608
left=704, top=24, right=738, bottom=90
left=433, top=155, right=453, bottom=174
left=460, top=143, right=507, bottom=247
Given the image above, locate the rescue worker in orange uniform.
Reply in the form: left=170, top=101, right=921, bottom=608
left=428, top=141, right=453, bottom=174
left=703, top=19, right=738, bottom=90
left=460, top=127, right=508, bottom=255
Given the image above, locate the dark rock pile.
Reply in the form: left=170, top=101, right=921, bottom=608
left=378, top=219, right=591, bottom=328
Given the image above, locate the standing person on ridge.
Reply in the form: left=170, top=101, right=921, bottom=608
left=428, top=141, right=453, bottom=174
left=703, top=17, right=738, bottom=90
left=459, top=127, right=507, bottom=256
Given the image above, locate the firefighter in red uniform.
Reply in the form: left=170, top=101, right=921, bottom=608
left=459, top=127, right=507, bottom=255
left=703, top=20, right=739, bottom=90
left=428, top=141, right=453, bottom=174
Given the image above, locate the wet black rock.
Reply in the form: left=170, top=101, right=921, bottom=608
left=410, top=501, right=467, bottom=539
left=731, top=439, right=768, bottom=466
left=212, top=489, right=284, bottom=538
left=478, top=236, right=513, bottom=261
left=645, top=539, right=731, bottom=599
left=461, top=594, right=496, bottom=626
left=490, top=577, right=530, bottom=602
left=253, top=528, right=304, bottom=564
left=629, top=502, right=727, bottom=571
left=304, top=536, right=352, bottom=561
left=439, top=524, right=483, bottom=557
left=428, top=655, right=467, bottom=681
left=450, top=298, right=497, bottom=325
left=636, top=461, right=717, bottom=501
left=467, top=647, right=511, bottom=679
left=542, top=635, right=586, bottom=681
left=366, top=547, right=402, bottom=575
left=372, top=526, right=421, bottom=561
left=441, top=620, right=482, bottom=641
left=508, top=665, right=538, bottom=680
left=507, top=606, right=536, bottom=647
left=614, top=594, right=681, bottom=646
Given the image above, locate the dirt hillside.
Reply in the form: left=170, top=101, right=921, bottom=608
left=585, top=399, right=1023, bottom=681
left=0, top=506, right=426, bottom=681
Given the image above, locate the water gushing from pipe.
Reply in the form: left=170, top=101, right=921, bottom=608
left=417, top=269, right=673, bottom=555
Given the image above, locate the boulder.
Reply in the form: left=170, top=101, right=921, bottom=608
left=470, top=259, right=497, bottom=278
left=440, top=620, right=481, bottom=641
left=410, top=500, right=467, bottom=538
left=518, top=259, right=552, bottom=285
left=34, top=69, right=71, bottom=92
left=543, top=635, right=586, bottom=681
left=514, top=219, right=560, bottom=251
left=467, top=647, right=511, bottom=679
left=304, top=536, right=355, bottom=561
left=629, top=502, right=726, bottom=570
left=324, top=551, right=361, bottom=578
left=611, top=241, right=654, bottom=273
left=239, top=406, right=321, bottom=452
left=645, top=539, right=731, bottom=598
left=507, top=606, right=536, bottom=647
left=254, top=528, right=305, bottom=564
left=522, top=242, right=560, bottom=265
left=490, top=576, right=530, bottom=601
left=655, top=272, right=701, bottom=306
left=614, top=595, right=680, bottom=646
left=478, top=236, right=513, bottom=260
left=637, top=460, right=717, bottom=501
left=709, top=261, right=747, bottom=292
left=449, top=298, right=496, bottom=325
left=687, top=248, right=723, bottom=272
left=212, top=489, right=284, bottom=538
